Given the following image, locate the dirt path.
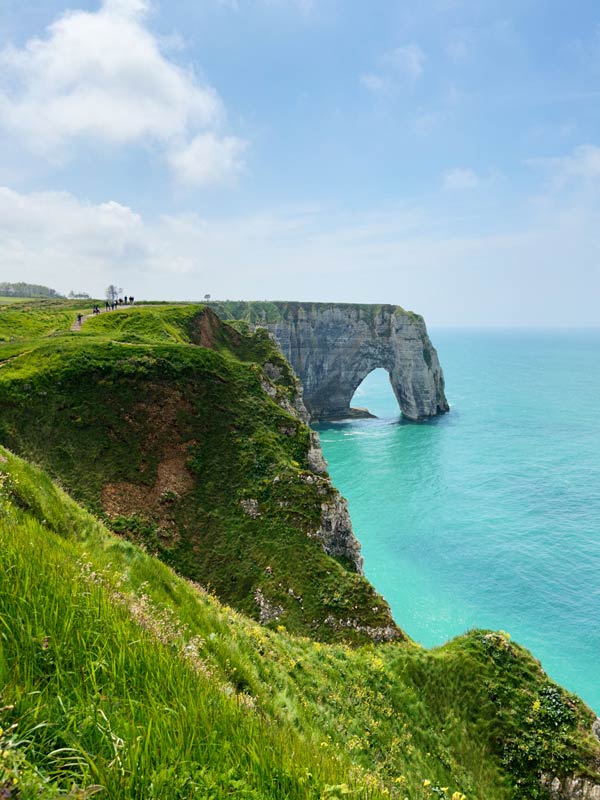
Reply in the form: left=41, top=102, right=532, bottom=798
left=71, top=304, right=137, bottom=332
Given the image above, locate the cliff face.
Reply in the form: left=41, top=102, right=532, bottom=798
left=0, top=304, right=401, bottom=644
left=212, top=302, right=449, bottom=421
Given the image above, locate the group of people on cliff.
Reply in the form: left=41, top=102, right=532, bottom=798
left=75, top=295, right=135, bottom=326
left=105, top=296, right=134, bottom=311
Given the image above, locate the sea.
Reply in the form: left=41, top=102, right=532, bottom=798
left=315, top=328, right=600, bottom=713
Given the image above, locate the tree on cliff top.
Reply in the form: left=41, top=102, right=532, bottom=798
left=106, top=284, right=122, bottom=301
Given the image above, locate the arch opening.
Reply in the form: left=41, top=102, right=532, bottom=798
left=350, top=368, right=401, bottom=420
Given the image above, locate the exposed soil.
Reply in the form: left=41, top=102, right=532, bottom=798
left=189, top=308, right=241, bottom=349
left=102, top=385, right=196, bottom=532
left=102, top=443, right=194, bottom=519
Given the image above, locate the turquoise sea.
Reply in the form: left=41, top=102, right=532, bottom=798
left=316, top=329, right=600, bottom=713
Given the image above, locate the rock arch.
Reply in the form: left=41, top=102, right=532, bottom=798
left=210, top=301, right=449, bottom=421
left=265, top=303, right=449, bottom=421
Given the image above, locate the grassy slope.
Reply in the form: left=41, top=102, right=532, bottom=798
left=0, top=298, right=97, bottom=341
left=1, top=448, right=599, bottom=800
left=0, top=303, right=397, bottom=643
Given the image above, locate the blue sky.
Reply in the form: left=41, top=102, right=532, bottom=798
left=1, top=0, right=599, bottom=325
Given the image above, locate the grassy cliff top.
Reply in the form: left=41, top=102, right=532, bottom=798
left=0, top=301, right=400, bottom=644
left=204, top=300, right=424, bottom=326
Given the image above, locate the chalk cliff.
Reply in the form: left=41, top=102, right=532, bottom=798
left=211, top=302, right=449, bottom=421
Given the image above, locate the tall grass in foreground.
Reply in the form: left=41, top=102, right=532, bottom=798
left=0, top=514, right=385, bottom=799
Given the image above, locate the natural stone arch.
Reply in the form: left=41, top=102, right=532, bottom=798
left=210, top=301, right=449, bottom=422
left=265, top=302, right=449, bottom=421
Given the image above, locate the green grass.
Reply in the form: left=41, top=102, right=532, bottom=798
left=0, top=298, right=96, bottom=342
left=1, top=448, right=598, bottom=799
left=0, top=303, right=398, bottom=643
left=0, top=296, right=38, bottom=305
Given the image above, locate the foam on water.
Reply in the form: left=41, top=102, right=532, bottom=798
left=316, top=329, right=600, bottom=712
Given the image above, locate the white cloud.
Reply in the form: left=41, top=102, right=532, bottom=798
left=0, top=186, right=148, bottom=275
left=530, top=144, right=600, bottom=189
left=359, top=72, right=389, bottom=94
left=2, top=181, right=599, bottom=326
left=168, top=133, right=247, bottom=186
left=0, top=0, right=244, bottom=186
left=103, top=0, right=150, bottom=18
left=360, top=43, right=425, bottom=95
left=384, top=44, right=425, bottom=84
left=442, top=167, right=481, bottom=190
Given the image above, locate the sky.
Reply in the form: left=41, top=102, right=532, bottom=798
left=1, top=0, right=599, bottom=325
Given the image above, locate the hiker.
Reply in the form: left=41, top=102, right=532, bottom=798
left=77, top=313, right=83, bottom=325
left=129, top=296, right=134, bottom=305
left=123, top=295, right=128, bottom=305
left=105, top=301, right=110, bottom=311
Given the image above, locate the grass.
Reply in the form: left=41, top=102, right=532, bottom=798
left=0, top=298, right=95, bottom=342
left=0, top=297, right=38, bottom=305
left=0, top=303, right=398, bottom=643
left=0, top=463, right=357, bottom=800
left=1, top=447, right=598, bottom=799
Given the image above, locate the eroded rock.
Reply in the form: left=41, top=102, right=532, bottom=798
left=264, top=302, right=449, bottom=421
left=541, top=774, right=600, bottom=799
left=255, top=588, right=283, bottom=624
left=311, top=493, right=364, bottom=575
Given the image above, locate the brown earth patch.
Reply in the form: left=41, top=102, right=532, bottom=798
left=189, top=308, right=241, bottom=350
left=102, top=443, right=195, bottom=538
left=102, top=383, right=197, bottom=533
left=127, top=385, right=194, bottom=453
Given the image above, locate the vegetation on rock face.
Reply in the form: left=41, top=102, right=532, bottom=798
left=206, top=300, right=424, bottom=327
left=0, top=300, right=599, bottom=799
left=1, top=448, right=599, bottom=799
left=0, top=302, right=398, bottom=643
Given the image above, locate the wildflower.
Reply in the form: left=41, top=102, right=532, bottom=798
left=423, top=779, right=431, bottom=787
